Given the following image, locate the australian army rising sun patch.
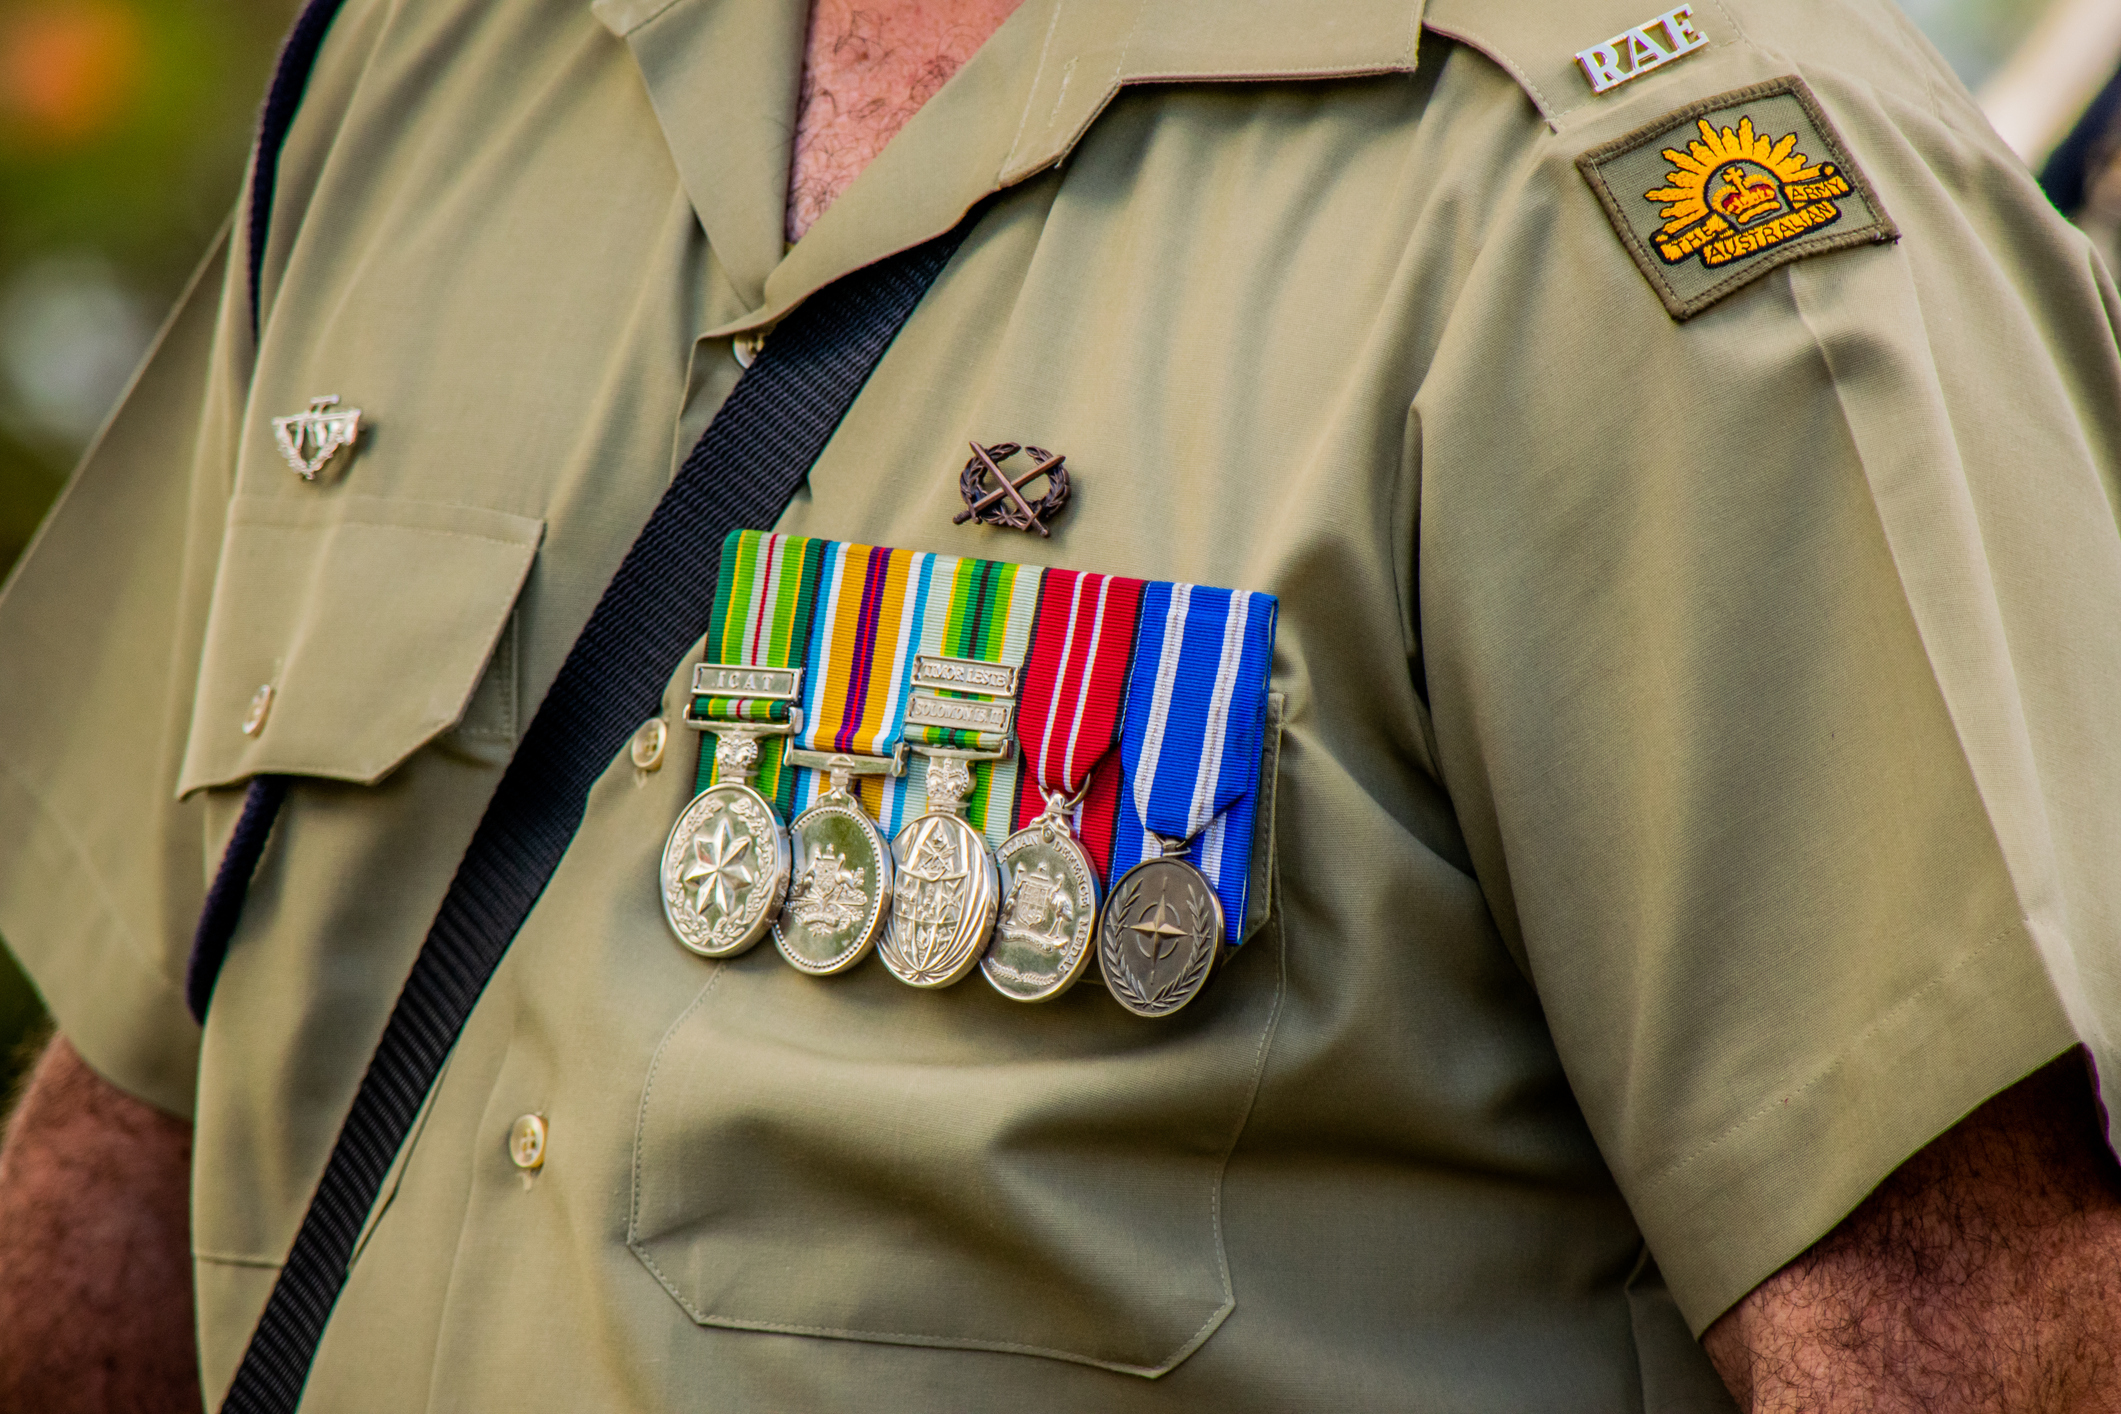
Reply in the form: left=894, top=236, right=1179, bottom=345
left=1577, top=77, right=1896, bottom=320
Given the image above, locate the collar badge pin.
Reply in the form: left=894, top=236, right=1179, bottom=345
left=955, top=440, right=1070, bottom=537
left=271, top=395, right=363, bottom=480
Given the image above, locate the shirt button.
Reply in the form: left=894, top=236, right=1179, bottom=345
left=630, top=717, right=667, bottom=771
left=508, top=1114, right=547, bottom=1171
left=241, top=684, right=274, bottom=736
left=732, top=330, right=765, bottom=368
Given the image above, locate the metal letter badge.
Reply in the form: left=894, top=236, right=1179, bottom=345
left=982, top=569, right=1146, bottom=1003
left=271, top=395, right=363, bottom=480
left=1098, top=583, right=1278, bottom=1019
left=877, top=556, right=1044, bottom=987
left=955, top=441, right=1069, bottom=537
left=660, top=531, right=826, bottom=958
left=1575, top=5, right=1707, bottom=95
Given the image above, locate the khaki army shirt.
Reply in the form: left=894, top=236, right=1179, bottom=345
left=3, top=0, right=2118, bottom=1407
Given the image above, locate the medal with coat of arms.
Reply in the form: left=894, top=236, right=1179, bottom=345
left=978, top=568, right=1143, bottom=1002
left=880, top=755, right=1000, bottom=988
left=774, top=758, right=893, bottom=975
left=661, top=732, right=791, bottom=958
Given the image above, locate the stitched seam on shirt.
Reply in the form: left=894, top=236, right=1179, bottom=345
left=1002, top=0, right=1068, bottom=176
left=1421, top=21, right=1555, bottom=119
left=0, top=751, right=178, bottom=994
left=233, top=522, right=537, bottom=552
left=1638, top=921, right=2026, bottom=1198
left=192, top=1250, right=284, bottom=1269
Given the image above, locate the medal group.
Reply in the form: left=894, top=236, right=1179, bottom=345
left=659, top=530, right=1278, bottom=1019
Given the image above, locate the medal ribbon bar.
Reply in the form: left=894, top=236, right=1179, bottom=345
left=1109, top=583, right=1279, bottom=944
left=791, top=541, right=940, bottom=831
left=693, top=530, right=828, bottom=811
left=893, top=555, right=1043, bottom=847
left=1009, top=568, right=1147, bottom=878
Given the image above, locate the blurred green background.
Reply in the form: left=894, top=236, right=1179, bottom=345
left=0, top=0, right=2098, bottom=1111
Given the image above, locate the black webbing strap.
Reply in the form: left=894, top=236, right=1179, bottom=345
left=249, top=0, right=349, bottom=340
left=219, top=234, right=966, bottom=1412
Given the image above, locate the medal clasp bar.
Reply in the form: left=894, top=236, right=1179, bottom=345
left=683, top=664, right=805, bottom=735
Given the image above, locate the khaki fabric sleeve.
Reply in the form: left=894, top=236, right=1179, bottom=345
left=0, top=227, right=248, bottom=1119
left=1413, top=60, right=2116, bottom=1331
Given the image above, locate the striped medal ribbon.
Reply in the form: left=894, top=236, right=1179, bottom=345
left=659, top=529, right=825, bottom=958
left=770, top=539, right=933, bottom=975
left=878, top=554, right=1044, bottom=988
left=981, top=569, right=1146, bottom=1002
left=1098, top=582, right=1278, bottom=1018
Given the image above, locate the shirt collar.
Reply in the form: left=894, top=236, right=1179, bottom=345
left=594, top=0, right=1425, bottom=331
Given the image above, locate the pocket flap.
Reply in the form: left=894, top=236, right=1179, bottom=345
left=177, top=495, right=543, bottom=795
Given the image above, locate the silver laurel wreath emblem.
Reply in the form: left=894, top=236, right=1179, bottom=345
left=270, top=395, right=363, bottom=480
left=1097, top=855, right=1224, bottom=1019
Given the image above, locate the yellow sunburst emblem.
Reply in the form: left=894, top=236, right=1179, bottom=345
left=1644, top=115, right=1853, bottom=268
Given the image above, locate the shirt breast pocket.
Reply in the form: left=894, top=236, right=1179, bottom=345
left=625, top=695, right=1287, bottom=1379
left=177, top=493, right=543, bottom=795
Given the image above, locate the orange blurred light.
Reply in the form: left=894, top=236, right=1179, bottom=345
left=1, top=2, right=145, bottom=150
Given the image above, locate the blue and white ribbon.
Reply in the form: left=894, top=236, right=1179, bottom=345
left=1109, top=582, right=1278, bottom=944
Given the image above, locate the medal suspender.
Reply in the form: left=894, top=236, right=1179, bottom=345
left=219, top=231, right=967, bottom=1412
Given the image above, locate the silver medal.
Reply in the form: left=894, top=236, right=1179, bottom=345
left=1096, top=837, right=1225, bottom=1019
left=775, top=760, right=893, bottom=975
left=879, top=755, right=1000, bottom=989
left=661, top=732, right=791, bottom=958
left=981, top=792, right=1100, bottom=1002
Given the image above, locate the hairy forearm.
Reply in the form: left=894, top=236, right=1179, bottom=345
left=1704, top=1052, right=2121, bottom=1412
left=0, top=1035, right=200, bottom=1414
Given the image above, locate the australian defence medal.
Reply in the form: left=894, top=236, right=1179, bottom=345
left=982, top=569, right=1144, bottom=1002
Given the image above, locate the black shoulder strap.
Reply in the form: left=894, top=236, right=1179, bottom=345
left=217, top=230, right=964, bottom=1412
left=249, top=0, right=350, bottom=340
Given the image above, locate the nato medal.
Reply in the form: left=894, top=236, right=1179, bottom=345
left=981, top=792, right=1101, bottom=1002
left=774, top=759, right=894, bottom=975
left=661, top=732, right=791, bottom=958
left=880, top=754, right=1000, bottom=988
left=1096, top=837, right=1225, bottom=1019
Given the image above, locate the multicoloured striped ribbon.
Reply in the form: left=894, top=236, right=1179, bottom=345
left=783, top=546, right=1040, bottom=848
left=696, top=529, right=827, bottom=815
left=1009, top=568, right=1145, bottom=879
left=1108, top=583, right=1279, bottom=943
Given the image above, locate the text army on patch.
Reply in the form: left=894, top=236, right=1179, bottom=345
left=1577, top=78, right=1897, bottom=320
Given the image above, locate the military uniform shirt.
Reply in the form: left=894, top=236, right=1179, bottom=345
left=2, top=0, right=2117, bottom=1408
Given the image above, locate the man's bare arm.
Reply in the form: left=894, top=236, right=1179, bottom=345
left=0, top=1035, right=199, bottom=1414
left=1704, top=1051, right=2121, bottom=1412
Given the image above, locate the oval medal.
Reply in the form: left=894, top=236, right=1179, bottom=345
left=661, top=779, right=789, bottom=958
left=775, top=784, right=892, bottom=975
left=1096, top=854, right=1224, bottom=1018
left=982, top=810, right=1100, bottom=1002
left=879, top=756, right=1000, bottom=988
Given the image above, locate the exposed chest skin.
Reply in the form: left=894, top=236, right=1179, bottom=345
left=786, top=0, right=1026, bottom=242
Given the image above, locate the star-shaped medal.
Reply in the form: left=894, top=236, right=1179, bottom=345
left=684, top=818, right=756, bottom=917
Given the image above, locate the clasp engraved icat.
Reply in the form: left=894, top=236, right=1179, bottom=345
left=955, top=441, right=1070, bottom=537
left=683, top=665, right=805, bottom=733
left=271, top=395, right=363, bottom=480
left=1575, top=5, right=1706, bottom=94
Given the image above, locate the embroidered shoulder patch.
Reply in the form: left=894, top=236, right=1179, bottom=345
left=1576, top=77, right=1897, bottom=320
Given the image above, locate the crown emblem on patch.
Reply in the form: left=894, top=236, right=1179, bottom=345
left=1575, top=78, right=1897, bottom=320
left=1646, top=116, right=1853, bottom=269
